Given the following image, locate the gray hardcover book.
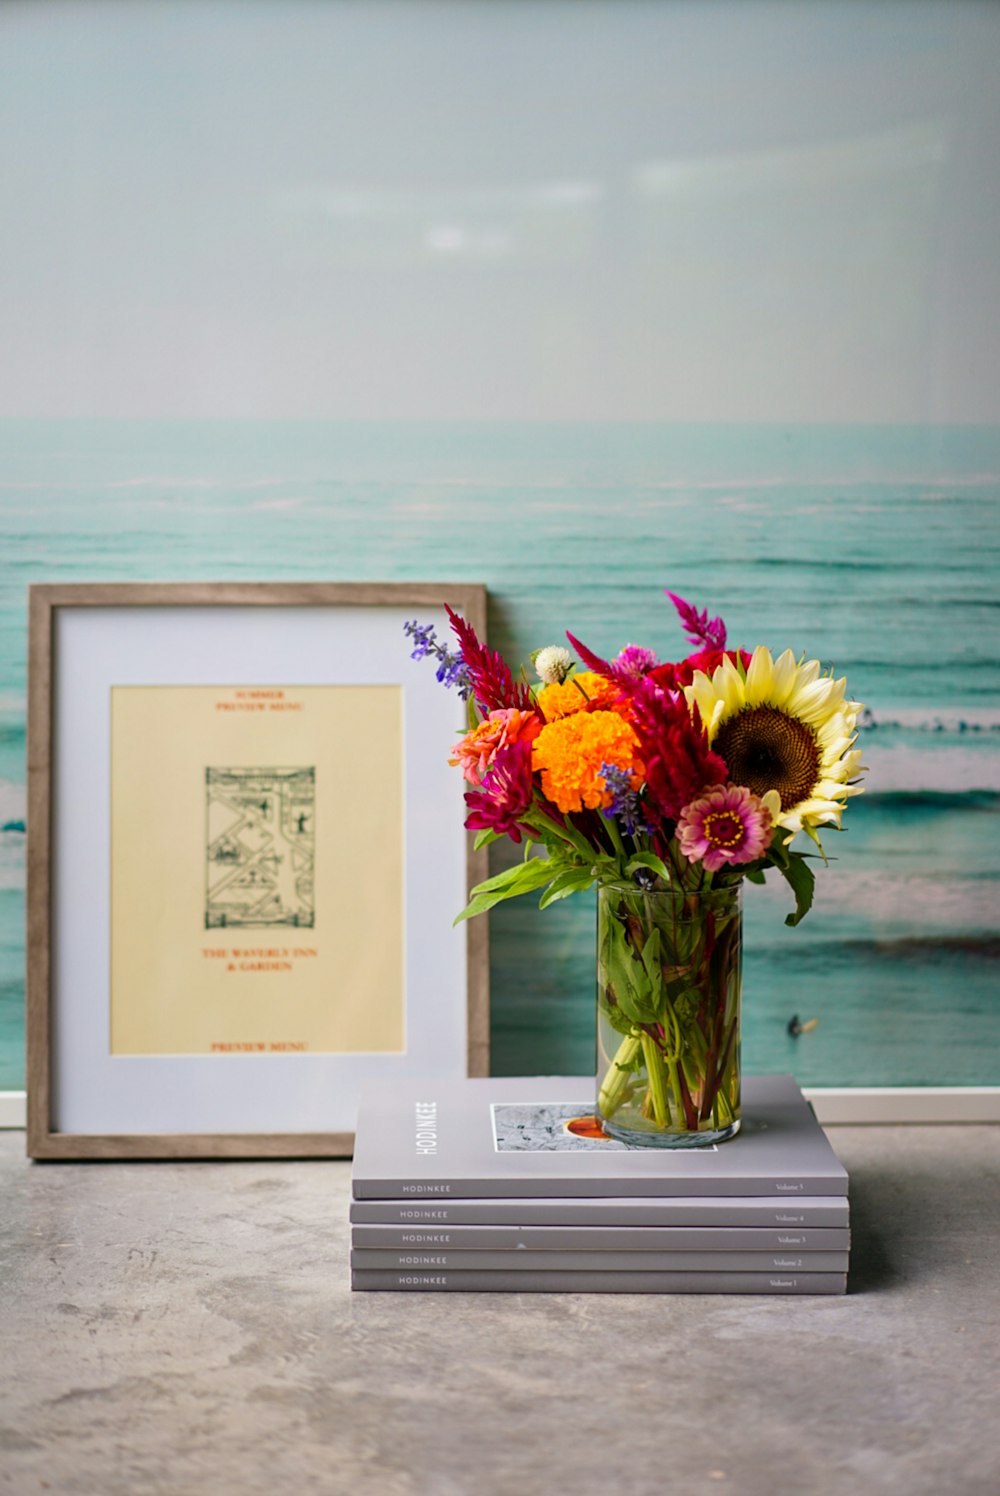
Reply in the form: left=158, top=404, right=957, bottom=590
left=349, top=1195, right=851, bottom=1228
left=351, top=1074, right=848, bottom=1199
left=351, top=1269, right=848, bottom=1295
left=351, top=1248, right=851, bottom=1273
left=351, top=1223, right=851, bottom=1251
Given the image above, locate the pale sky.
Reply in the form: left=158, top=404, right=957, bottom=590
left=1, top=0, right=998, bottom=422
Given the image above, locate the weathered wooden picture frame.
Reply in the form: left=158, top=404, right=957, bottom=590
left=27, top=581, right=489, bottom=1159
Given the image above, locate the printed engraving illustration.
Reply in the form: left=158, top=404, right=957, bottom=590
left=491, top=1102, right=628, bottom=1152
left=206, top=767, right=315, bottom=928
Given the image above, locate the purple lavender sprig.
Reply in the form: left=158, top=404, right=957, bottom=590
left=600, top=762, right=643, bottom=838
left=404, top=619, right=473, bottom=699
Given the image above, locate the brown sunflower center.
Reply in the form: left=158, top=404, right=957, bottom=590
left=714, top=705, right=820, bottom=812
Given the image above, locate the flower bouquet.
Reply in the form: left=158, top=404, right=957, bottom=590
left=406, top=591, right=865, bottom=1146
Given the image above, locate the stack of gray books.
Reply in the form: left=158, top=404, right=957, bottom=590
left=350, top=1074, right=849, bottom=1294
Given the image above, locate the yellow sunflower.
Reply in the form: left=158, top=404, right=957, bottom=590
left=684, top=646, right=866, bottom=838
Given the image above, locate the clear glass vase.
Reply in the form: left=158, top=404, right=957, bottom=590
left=596, top=882, right=742, bottom=1148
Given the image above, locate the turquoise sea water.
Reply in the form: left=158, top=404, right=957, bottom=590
left=1, top=419, right=998, bottom=1088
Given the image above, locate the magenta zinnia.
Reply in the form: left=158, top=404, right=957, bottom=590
left=676, top=783, right=773, bottom=872
left=463, top=738, right=535, bottom=843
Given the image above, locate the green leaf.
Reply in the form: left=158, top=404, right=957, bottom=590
left=766, top=833, right=791, bottom=871
left=625, top=852, right=672, bottom=883
left=472, top=828, right=503, bottom=852
left=801, top=822, right=830, bottom=865
left=602, top=914, right=659, bottom=1025
left=744, top=867, right=767, bottom=885
left=453, top=855, right=556, bottom=924
left=600, top=999, right=638, bottom=1038
left=639, top=926, right=663, bottom=988
left=538, top=867, right=595, bottom=909
left=780, top=853, right=816, bottom=927
left=466, top=855, right=552, bottom=897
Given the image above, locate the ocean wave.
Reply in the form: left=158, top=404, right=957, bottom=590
left=749, top=866, right=1000, bottom=934
left=750, top=557, right=999, bottom=574
left=0, top=823, right=24, bottom=890
left=759, top=932, right=1000, bottom=963
left=0, top=782, right=25, bottom=823
left=0, top=475, right=295, bottom=493
left=861, top=707, right=1000, bottom=733
left=861, top=745, right=1000, bottom=792
left=623, top=474, right=1000, bottom=493
left=857, top=789, right=1000, bottom=811
left=0, top=468, right=997, bottom=500
left=107, top=476, right=296, bottom=491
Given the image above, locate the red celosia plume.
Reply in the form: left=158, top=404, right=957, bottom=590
left=446, top=606, right=535, bottom=713
left=629, top=681, right=728, bottom=826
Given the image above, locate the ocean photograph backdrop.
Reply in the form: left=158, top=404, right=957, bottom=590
left=1, top=417, right=997, bottom=1092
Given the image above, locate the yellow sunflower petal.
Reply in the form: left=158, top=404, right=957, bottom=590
left=768, top=649, right=801, bottom=709
left=792, top=798, right=844, bottom=825
left=840, top=749, right=866, bottom=777
left=761, top=789, right=782, bottom=820
left=820, top=734, right=855, bottom=764
left=744, top=646, right=775, bottom=703
left=814, top=778, right=854, bottom=798
left=788, top=679, right=843, bottom=726
left=714, top=655, right=746, bottom=720
left=817, top=714, right=851, bottom=749
left=784, top=659, right=822, bottom=709
left=685, top=670, right=718, bottom=724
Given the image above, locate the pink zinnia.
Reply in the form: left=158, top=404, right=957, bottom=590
left=677, top=783, right=773, bottom=872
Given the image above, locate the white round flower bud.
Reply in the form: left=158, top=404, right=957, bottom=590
left=534, top=645, right=574, bottom=684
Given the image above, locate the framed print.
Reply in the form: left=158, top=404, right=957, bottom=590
left=26, top=582, right=489, bottom=1158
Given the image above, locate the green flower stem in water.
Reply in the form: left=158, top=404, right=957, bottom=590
left=667, top=1056, right=686, bottom=1125
left=597, top=1032, right=642, bottom=1117
left=596, top=881, right=742, bottom=1146
left=640, top=1032, right=671, bottom=1127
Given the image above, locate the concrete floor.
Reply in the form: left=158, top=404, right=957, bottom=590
left=1, top=1125, right=999, bottom=1496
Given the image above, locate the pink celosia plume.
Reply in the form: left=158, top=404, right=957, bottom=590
left=665, top=591, right=728, bottom=652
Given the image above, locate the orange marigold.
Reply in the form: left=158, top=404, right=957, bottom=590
left=532, top=710, right=642, bottom=815
left=537, top=671, right=621, bottom=722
